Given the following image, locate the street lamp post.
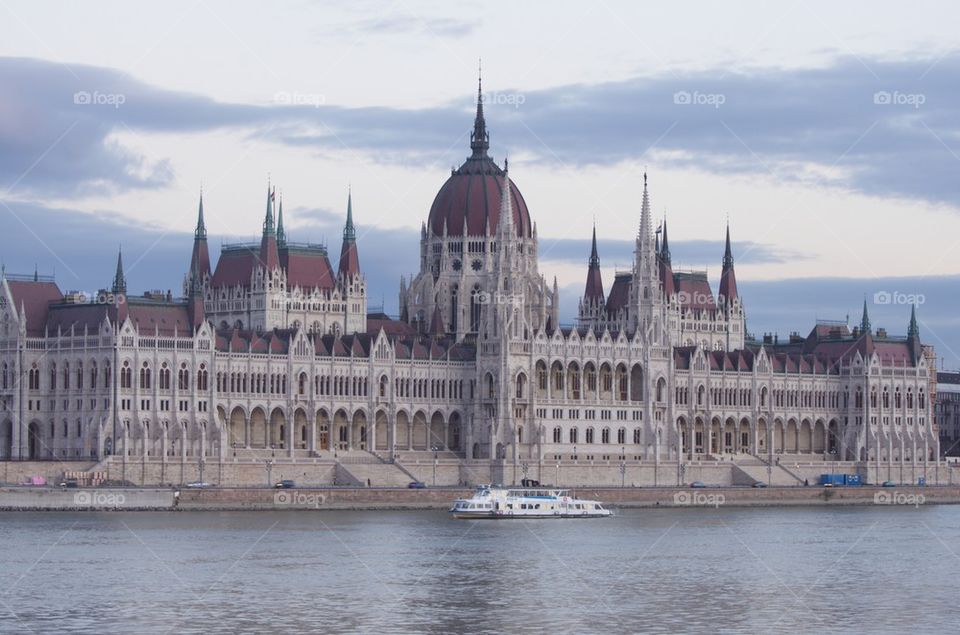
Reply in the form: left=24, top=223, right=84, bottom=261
left=619, top=459, right=626, bottom=488
left=432, top=446, right=439, bottom=486
left=265, top=459, right=274, bottom=488
left=198, top=456, right=205, bottom=486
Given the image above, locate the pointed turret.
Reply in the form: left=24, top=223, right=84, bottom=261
left=859, top=298, right=871, bottom=335
left=658, top=215, right=676, bottom=298
left=259, top=182, right=280, bottom=270
left=584, top=224, right=604, bottom=301
left=188, top=191, right=211, bottom=288
left=718, top=222, right=739, bottom=305
left=661, top=216, right=672, bottom=265
left=112, top=247, right=126, bottom=295
left=469, top=67, right=489, bottom=159
left=195, top=189, right=207, bottom=240
left=338, top=188, right=360, bottom=278
left=497, top=159, right=514, bottom=239
left=907, top=304, right=922, bottom=363
left=276, top=192, right=286, bottom=248
left=639, top=172, right=653, bottom=250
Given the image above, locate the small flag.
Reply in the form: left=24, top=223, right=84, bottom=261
left=270, top=188, right=276, bottom=202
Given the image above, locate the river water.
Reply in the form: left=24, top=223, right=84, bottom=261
left=0, top=505, right=957, bottom=634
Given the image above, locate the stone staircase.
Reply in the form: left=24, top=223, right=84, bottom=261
left=733, top=460, right=804, bottom=486
left=335, top=460, right=416, bottom=487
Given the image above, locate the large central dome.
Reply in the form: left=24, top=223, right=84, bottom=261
left=427, top=81, right=532, bottom=238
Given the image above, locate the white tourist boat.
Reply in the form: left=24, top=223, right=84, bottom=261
left=450, top=485, right=612, bottom=519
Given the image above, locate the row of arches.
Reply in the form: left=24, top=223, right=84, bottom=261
left=220, top=406, right=464, bottom=453
left=521, top=361, right=665, bottom=403
left=1, top=417, right=216, bottom=461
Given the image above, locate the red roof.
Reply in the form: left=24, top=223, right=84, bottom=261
left=127, top=302, right=192, bottom=336
left=674, top=272, right=717, bottom=311
left=285, top=249, right=335, bottom=290
left=7, top=279, right=63, bottom=336
left=211, top=247, right=256, bottom=287
left=605, top=273, right=632, bottom=317
left=428, top=160, right=531, bottom=238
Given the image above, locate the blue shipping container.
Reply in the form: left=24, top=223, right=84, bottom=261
left=820, top=474, right=845, bottom=486
left=844, top=474, right=862, bottom=486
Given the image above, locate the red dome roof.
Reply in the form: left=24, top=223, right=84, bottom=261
left=428, top=157, right=531, bottom=238
left=427, top=78, right=532, bottom=238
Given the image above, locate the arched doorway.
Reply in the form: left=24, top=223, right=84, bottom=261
left=28, top=422, right=42, bottom=459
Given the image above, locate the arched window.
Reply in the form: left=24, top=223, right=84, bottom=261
left=516, top=373, right=527, bottom=399
left=569, top=427, right=578, bottom=444
left=121, top=362, right=132, bottom=389
left=553, top=426, right=562, bottom=443
left=178, top=364, right=189, bottom=390
left=617, top=427, right=626, bottom=444
left=139, top=363, right=151, bottom=390
left=586, top=427, right=595, bottom=444
left=197, top=364, right=208, bottom=391
left=601, top=427, right=610, bottom=444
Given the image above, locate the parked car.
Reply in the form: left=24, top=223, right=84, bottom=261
left=274, top=480, right=295, bottom=489
left=882, top=480, right=896, bottom=487
left=408, top=481, right=427, bottom=489
left=690, top=481, right=706, bottom=488
left=752, top=481, right=768, bottom=488
left=186, top=481, right=211, bottom=488
left=59, top=478, right=79, bottom=489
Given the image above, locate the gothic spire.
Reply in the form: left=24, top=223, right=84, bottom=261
left=723, top=221, right=734, bottom=269
left=262, top=180, right=276, bottom=236
left=661, top=215, right=671, bottom=265
left=469, top=65, right=489, bottom=159
left=112, top=247, right=126, bottom=295
left=343, top=187, right=356, bottom=243
left=860, top=298, right=871, bottom=335
left=498, top=160, right=513, bottom=237
left=638, top=171, right=654, bottom=258
left=908, top=303, right=919, bottom=338
left=589, top=223, right=600, bottom=268
left=276, top=191, right=286, bottom=248
left=584, top=222, right=604, bottom=302
left=338, top=187, right=361, bottom=278
left=195, top=189, right=207, bottom=240
left=718, top=221, right=738, bottom=304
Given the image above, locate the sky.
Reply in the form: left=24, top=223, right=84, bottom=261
left=0, top=0, right=958, bottom=368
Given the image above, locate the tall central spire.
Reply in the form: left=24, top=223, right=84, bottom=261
left=469, top=64, right=489, bottom=159
left=638, top=172, right=654, bottom=253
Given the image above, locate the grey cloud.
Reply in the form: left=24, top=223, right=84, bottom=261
left=5, top=53, right=960, bottom=204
